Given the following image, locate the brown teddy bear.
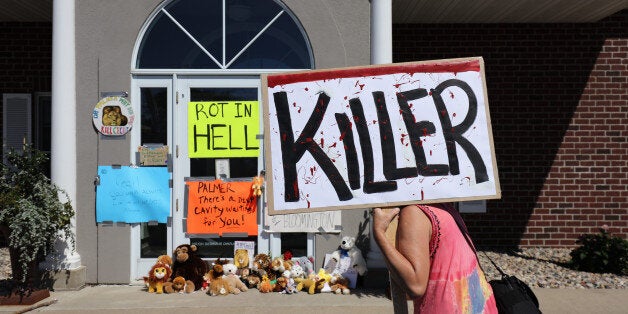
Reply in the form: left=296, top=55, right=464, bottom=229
left=164, top=276, right=195, bottom=294
left=171, top=244, right=208, bottom=291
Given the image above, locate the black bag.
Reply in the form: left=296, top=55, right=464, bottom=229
left=489, top=274, right=541, bottom=314
left=442, top=206, right=541, bottom=314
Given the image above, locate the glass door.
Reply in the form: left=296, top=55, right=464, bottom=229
left=130, top=77, right=173, bottom=280
left=173, top=76, right=266, bottom=259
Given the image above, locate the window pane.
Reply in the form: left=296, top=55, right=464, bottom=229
left=140, top=88, right=168, bottom=145
left=190, top=88, right=258, bottom=178
left=137, top=12, right=220, bottom=69
left=228, top=13, right=311, bottom=69
left=140, top=223, right=168, bottom=258
left=281, top=233, right=307, bottom=257
left=167, top=0, right=223, bottom=63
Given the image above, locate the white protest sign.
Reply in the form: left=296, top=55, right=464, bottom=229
left=263, top=57, right=500, bottom=214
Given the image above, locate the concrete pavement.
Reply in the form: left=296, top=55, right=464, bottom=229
left=1, top=285, right=627, bottom=313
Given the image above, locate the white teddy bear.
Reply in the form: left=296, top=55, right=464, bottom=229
left=330, top=236, right=367, bottom=276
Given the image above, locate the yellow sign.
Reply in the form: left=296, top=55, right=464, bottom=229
left=188, top=101, right=260, bottom=158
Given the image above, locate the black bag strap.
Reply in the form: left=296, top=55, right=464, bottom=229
left=441, top=205, right=507, bottom=276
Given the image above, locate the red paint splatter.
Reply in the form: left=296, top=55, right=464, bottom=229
left=304, top=87, right=309, bottom=91
left=421, top=189, right=424, bottom=200
left=453, top=112, right=457, bottom=117
left=449, top=91, right=455, bottom=99
left=320, top=138, right=324, bottom=147
left=266, top=59, right=481, bottom=87
left=428, top=91, right=432, bottom=96
left=430, top=150, right=432, bottom=156
left=330, top=142, right=337, bottom=148
left=310, top=166, right=316, bottom=176
left=307, top=200, right=311, bottom=208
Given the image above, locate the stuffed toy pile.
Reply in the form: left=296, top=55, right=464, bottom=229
left=144, top=243, right=360, bottom=296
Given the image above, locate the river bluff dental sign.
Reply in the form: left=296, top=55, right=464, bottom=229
left=263, top=57, right=500, bottom=214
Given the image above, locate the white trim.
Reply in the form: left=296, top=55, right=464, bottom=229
left=130, top=68, right=309, bottom=75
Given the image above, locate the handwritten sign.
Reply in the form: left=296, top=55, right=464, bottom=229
left=96, top=166, right=170, bottom=223
left=263, top=57, right=500, bottom=214
left=139, top=145, right=168, bottom=166
left=185, top=179, right=258, bottom=236
left=188, top=101, right=260, bottom=158
left=264, top=211, right=341, bottom=233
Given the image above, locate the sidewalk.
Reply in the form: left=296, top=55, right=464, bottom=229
left=1, top=285, right=626, bottom=313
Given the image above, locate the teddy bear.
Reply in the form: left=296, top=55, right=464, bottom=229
left=330, top=275, right=351, bottom=295
left=144, top=261, right=172, bottom=294
left=207, top=263, right=238, bottom=296
left=164, top=276, right=195, bottom=294
left=171, top=244, right=208, bottom=291
left=222, top=262, right=248, bottom=293
left=330, top=236, right=368, bottom=276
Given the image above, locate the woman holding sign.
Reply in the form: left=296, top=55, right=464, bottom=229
left=372, top=203, right=497, bottom=313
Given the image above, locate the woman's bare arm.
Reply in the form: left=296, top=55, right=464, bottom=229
left=372, top=205, right=432, bottom=298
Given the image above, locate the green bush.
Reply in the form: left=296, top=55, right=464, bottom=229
left=569, top=227, right=628, bottom=275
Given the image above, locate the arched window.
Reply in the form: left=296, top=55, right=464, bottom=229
left=135, top=0, right=313, bottom=70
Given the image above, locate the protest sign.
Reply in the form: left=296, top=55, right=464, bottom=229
left=185, top=179, right=258, bottom=236
left=188, top=100, right=260, bottom=158
left=96, top=166, right=170, bottom=223
left=263, top=57, right=500, bottom=214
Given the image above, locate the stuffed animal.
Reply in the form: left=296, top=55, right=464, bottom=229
left=271, top=256, right=293, bottom=276
left=222, top=262, right=248, bottom=293
left=294, top=256, right=315, bottom=276
left=279, top=270, right=298, bottom=294
left=171, top=244, right=208, bottom=291
left=251, top=175, right=264, bottom=196
left=330, top=275, right=351, bottom=295
left=145, top=261, right=172, bottom=294
left=316, top=268, right=333, bottom=293
left=257, top=274, right=274, bottom=293
left=330, top=236, right=368, bottom=276
left=233, top=249, right=250, bottom=276
left=243, top=272, right=261, bottom=289
left=290, top=264, right=305, bottom=279
left=207, top=263, right=238, bottom=296
left=157, top=254, right=173, bottom=267
left=164, top=276, right=195, bottom=294
left=252, top=253, right=273, bottom=279
left=200, top=272, right=211, bottom=292
left=295, top=276, right=326, bottom=295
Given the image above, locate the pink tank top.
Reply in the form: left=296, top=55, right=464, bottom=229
left=414, top=204, right=497, bottom=314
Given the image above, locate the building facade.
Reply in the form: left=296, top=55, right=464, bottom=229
left=0, top=0, right=626, bottom=289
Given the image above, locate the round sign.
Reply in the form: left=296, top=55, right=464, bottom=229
left=92, top=96, right=135, bottom=136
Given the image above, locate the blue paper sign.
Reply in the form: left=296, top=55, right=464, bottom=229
left=96, top=166, right=170, bottom=223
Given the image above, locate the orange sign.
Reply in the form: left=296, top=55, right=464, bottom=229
left=186, top=180, right=258, bottom=236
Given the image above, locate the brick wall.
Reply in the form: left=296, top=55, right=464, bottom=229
left=394, top=10, right=627, bottom=248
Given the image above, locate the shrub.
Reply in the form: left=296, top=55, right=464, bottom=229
left=0, top=145, right=75, bottom=284
left=569, top=226, right=628, bottom=275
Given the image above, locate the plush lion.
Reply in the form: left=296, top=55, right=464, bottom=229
left=252, top=253, right=272, bottom=279
left=234, top=249, right=250, bottom=270
left=145, top=261, right=172, bottom=294
left=164, top=276, right=195, bottom=294
left=295, top=276, right=326, bottom=295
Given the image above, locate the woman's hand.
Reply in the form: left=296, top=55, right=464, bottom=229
left=371, top=207, right=401, bottom=237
